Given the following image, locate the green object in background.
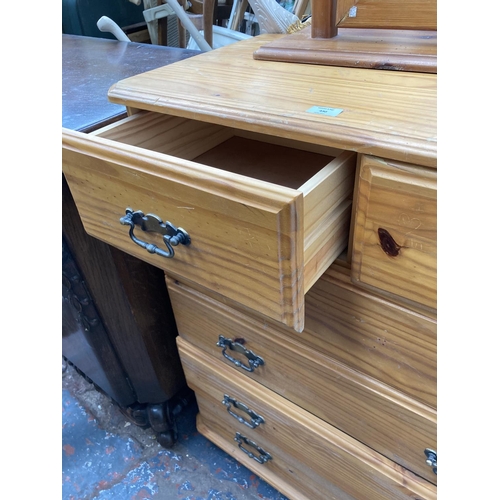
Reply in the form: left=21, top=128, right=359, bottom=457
left=62, top=0, right=145, bottom=39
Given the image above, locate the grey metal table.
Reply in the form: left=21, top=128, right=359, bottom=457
left=63, top=34, right=200, bottom=132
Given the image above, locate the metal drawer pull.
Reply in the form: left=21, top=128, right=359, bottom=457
left=234, top=432, right=272, bottom=464
left=216, top=335, right=264, bottom=372
left=222, top=394, right=265, bottom=429
left=424, top=448, right=437, bottom=474
left=120, top=208, right=190, bottom=259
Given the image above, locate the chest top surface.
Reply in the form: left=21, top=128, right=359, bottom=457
left=107, top=34, right=437, bottom=167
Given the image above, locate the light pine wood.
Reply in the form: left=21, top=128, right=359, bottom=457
left=202, top=0, right=215, bottom=46
left=351, top=154, right=437, bottom=310
left=302, top=151, right=355, bottom=290
left=304, top=198, right=352, bottom=289
left=167, top=276, right=436, bottom=482
left=167, top=253, right=436, bottom=408
left=232, top=128, right=346, bottom=157
left=178, top=337, right=437, bottom=500
left=92, top=111, right=234, bottom=160
left=62, top=111, right=353, bottom=332
left=63, top=33, right=438, bottom=498
left=192, top=136, right=334, bottom=189
left=107, top=35, right=437, bottom=168
left=196, top=414, right=334, bottom=500
left=308, top=262, right=436, bottom=408
left=309, top=0, right=436, bottom=31
left=338, top=0, right=437, bottom=30
left=62, top=127, right=304, bottom=331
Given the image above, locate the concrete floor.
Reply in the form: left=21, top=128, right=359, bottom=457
left=62, top=361, right=289, bottom=500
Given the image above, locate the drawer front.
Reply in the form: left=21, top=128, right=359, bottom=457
left=63, top=126, right=305, bottom=331
left=350, top=154, right=437, bottom=310
left=178, top=337, right=437, bottom=500
left=62, top=112, right=355, bottom=333
left=167, top=277, right=437, bottom=483
left=305, top=263, right=436, bottom=408
left=168, top=256, right=436, bottom=408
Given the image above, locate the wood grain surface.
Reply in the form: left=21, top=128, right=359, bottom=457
left=307, top=262, right=437, bottom=408
left=178, top=337, right=437, bottom=500
left=107, top=35, right=437, bottom=168
left=351, top=154, right=437, bottom=310
left=167, top=253, right=436, bottom=408
left=253, top=27, right=437, bottom=73
left=167, top=276, right=436, bottom=482
left=338, top=0, right=437, bottom=30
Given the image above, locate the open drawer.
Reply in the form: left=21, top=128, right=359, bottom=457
left=62, top=110, right=356, bottom=332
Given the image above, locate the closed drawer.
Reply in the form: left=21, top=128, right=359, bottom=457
left=167, top=275, right=437, bottom=483
left=168, top=256, right=436, bottom=408
left=178, top=337, right=437, bottom=500
left=305, top=261, right=436, bottom=408
left=62, top=111, right=356, bottom=332
left=350, top=154, right=437, bottom=310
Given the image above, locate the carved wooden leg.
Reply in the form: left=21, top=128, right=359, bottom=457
left=119, top=389, right=194, bottom=447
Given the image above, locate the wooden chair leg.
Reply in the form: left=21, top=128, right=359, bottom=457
left=203, top=0, right=216, bottom=46
left=228, top=0, right=248, bottom=31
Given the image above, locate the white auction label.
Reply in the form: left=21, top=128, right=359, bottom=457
left=306, top=106, right=344, bottom=117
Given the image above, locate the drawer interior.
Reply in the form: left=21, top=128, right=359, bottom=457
left=93, top=110, right=342, bottom=191
left=192, top=136, right=332, bottom=189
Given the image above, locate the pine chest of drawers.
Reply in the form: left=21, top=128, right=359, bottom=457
left=62, top=35, right=437, bottom=499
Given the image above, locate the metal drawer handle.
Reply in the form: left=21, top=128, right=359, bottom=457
left=120, top=208, right=190, bottom=259
left=216, top=335, right=264, bottom=372
left=222, top=394, right=265, bottom=429
left=424, top=448, right=437, bottom=474
left=234, top=432, right=272, bottom=464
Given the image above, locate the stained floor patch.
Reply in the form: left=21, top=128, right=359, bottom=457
left=62, top=366, right=288, bottom=500
left=62, top=389, right=145, bottom=499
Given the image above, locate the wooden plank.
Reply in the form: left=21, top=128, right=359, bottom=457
left=196, top=414, right=321, bottom=500
left=302, top=151, right=356, bottom=289
left=339, top=0, right=437, bottom=30
left=336, top=0, right=358, bottom=24
left=254, top=27, right=437, bottom=73
left=107, top=36, right=437, bottom=168
left=308, top=262, right=437, bottom=407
